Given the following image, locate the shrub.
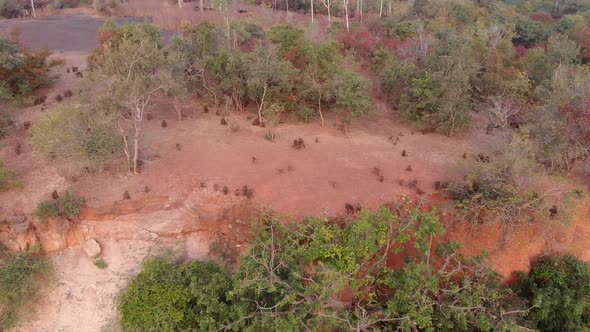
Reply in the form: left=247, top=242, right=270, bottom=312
left=94, top=257, right=108, bottom=269
left=34, top=190, right=82, bottom=222
left=0, top=245, right=48, bottom=330
left=32, top=105, right=121, bottom=163
left=0, top=161, right=22, bottom=190
left=119, top=258, right=233, bottom=332
left=83, top=128, right=121, bottom=160
left=0, top=32, right=61, bottom=100
left=516, top=254, right=590, bottom=332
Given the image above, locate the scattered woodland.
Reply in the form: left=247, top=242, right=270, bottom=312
left=1, top=0, right=590, bottom=330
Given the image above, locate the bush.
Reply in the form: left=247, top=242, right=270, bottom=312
left=0, top=245, right=48, bottom=330
left=0, top=32, right=61, bottom=100
left=34, top=190, right=82, bottom=222
left=0, top=161, right=22, bottom=190
left=516, top=254, right=590, bottom=332
left=32, top=105, right=121, bottom=163
left=119, top=258, right=233, bottom=332
left=446, top=137, right=545, bottom=224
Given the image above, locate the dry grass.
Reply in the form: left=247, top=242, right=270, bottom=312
left=119, top=0, right=335, bottom=39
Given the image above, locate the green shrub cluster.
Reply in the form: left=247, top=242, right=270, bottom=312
left=34, top=190, right=82, bottom=222
left=0, top=161, right=22, bottom=190
left=516, top=254, right=590, bottom=331
left=0, top=245, right=48, bottom=330
left=120, top=206, right=536, bottom=331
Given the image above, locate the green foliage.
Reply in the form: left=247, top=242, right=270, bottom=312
left=516, top=254, right=590, bottom=332
left=32, top=104, right=121, bottom=163
left=0, top=245, right=48, bottom=330
left=119, top=258, right=233, bottom=332
left=516, top=18, right=552, bottom=45
left=268, top=25, right=305, bottom=54
left=34, top=190, right=82, bottom=222
left=94, top=257, right=108, bottom=269
left=0, top=33, right=60, bottom=100
left=0, top=161, right=22, bottom=190
left=120, top=206, right=532, bottom=331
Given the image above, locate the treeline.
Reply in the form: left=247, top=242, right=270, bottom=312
left=119, top=206, right=590, bottom=331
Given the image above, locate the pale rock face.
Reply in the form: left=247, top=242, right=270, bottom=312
left=83, top=238, right=102, bottom=258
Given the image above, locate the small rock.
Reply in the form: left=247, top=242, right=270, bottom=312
left=6, top=215, right=26, bottom=223
left=12, top=219, right=31, bottom=234
left=83, top=239, right=101, bottom=258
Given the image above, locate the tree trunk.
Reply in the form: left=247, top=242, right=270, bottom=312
left=311, top=0, right=314, bottom=23
left=379, top=0, right=383, bottom=17
left=178, top=0, right=183, bottom=8
left=173, top=97, right=182, bottom=121
left=344, top=0, right=349, bottom=32
left=318, top=96, right=324, bottom=127
left=327, top=2, right=331, bottom=22
left=30, top=0, right=36, bottom=18
left=132, top=123, right=142, bottom=174
left=286, top=0, right=289, bottom=13
left=200, top=0, right=204, bottom=12
left=257, top=84, right=267, bottom=126
left=117, top=120, right=131, bottom=172
left=388, top=0, right=392, bottom=15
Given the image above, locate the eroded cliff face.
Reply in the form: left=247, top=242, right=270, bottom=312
left=0, top=188, right=258, bottom=254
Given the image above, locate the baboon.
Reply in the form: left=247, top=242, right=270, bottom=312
left=236, top=9, right=248, bottom=13
left=161, top=120, right=168, bottom=128
left=52, top=190, right=59, bottom=200
left=41, top=105, right=46, bottom=112
left=434, top=181, right=449, bottom=190
left=234, top=189, right=241, bottom=196
left=277, top=168, right=285, bottom=175
left=220, top=117, right=228, bottom=126
left=477, top=153, right=490, bottom=163
left=199, top=182, right=207, bottom=188
left=146, top=113, right=153, bottom=121
left=401, top=150, right=407, bottom=157
left=67, top=68, right=70, bottom=73
left=34, top=95, right=47, bottom=105
left=549, top=205, right=558, bottom=219
left=213, top=184, right=220, bottom=191
left=123, top=191, right=131, bottom=200
left=23, top=121, right=31, bottom=130
left=55, top=94, right=63, bottom=102
left=63, top=89, right=73, bottom=98
left=462, top=152, right=467, bottom=159
left=509, top=121, right=520, bottom=129
left=371, top=167, right=384, bottom=181
left=398, top=179, right=405, bottom=186
left=222, top=186, right=229, bottom=195
left=72, top=67, right=79, bottom=73
left=175, top=143, right=182, bottom=151
left=204, top=105, right=209, bottom=113
left=287, top=165, right=295, bottom=172
left=406, top=165, right=413, bottom=171
left=75, top=72, right=83, bottom=78
left=242, top=185, right=254, bottom=199
left=14, top=144, right=22, bottom=155
left=344, top=203, right=362, bottom=215
left=292, top=138, right=305, bottom=150
left=72, top=176, right=78, bottom=182
left=252, top=118, right=265, bottom=126
left=251, top=156, right=257, bottom=164
left=345, top=203, right=355, bottom=214
left=315, top=137, right=319, bottom=143
left=215, top=109, right=222, bottom=116
left=144, top=186, right=150, bottom=193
